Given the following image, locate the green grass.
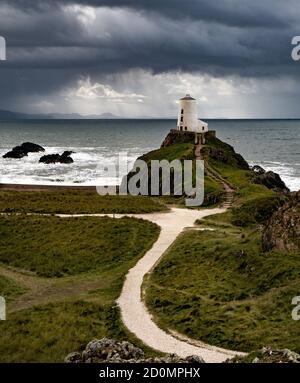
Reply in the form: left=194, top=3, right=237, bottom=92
left=0, top=214, right=161, bottom=362
left=140, top=143, right=195, bottom=163
left=204, top=147, right=287, bottom=225
left=0, top=301, right=159, bottom=362
left=0, top=190, right=167, bottom=214
left=0, top=275, right=26, bottom=303
left=0, top=215, right=160, bottom=278
left=146, top=228, right=300, bottom=353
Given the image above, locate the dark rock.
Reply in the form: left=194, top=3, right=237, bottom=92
left=161, top=129, right=196, bottom=147
left=262, top=191, right=300, bottom=252
left=251, top=165, right=265, bottom=174
left=253, top=170, right=289, bottom=192
left=39, top=151, right=74, bottom=164
left=3, top=148, right=27, bottom=159
left=3, top=142, right=45, bottom=159
left=14, top=142, right=45, bottom=153
left=65, top=338, right=205, bottom=363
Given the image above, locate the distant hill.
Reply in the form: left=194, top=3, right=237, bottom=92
left=0, top=109, right=120, bottom=120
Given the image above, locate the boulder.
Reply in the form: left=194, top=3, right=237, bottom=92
left=39, top=151, right=74, bottom=164
left=251, top=165, right=265, bottom=175
left=14, top=142, right=45, bottom=153
left=65, top=338, right=205, bottom=363
left=262, top=191, right=300, bottom=252
left=3, top=148, right=27, bottom=159
left=253, top=170, right=289, bottom=192
left=226, top=347, right=300, bottom=363
left=3, top=142, right=45, bottom=159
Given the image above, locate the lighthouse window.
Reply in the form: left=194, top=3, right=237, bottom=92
left=185, top=127, right=187, bottom=131
left=180, top=116, right=183, bottom=122
left=181, top=109, right=184, bottom=114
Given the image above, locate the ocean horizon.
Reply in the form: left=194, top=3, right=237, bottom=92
left=0, top=118, right=299, bottom=191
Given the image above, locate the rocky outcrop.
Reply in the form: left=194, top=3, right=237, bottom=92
left=200, top=134, right=250, bottom=170
left=39, top=151, right=74, bottom=164
left=251, top=165, right=289, bottom=192
left=161, top=129, right=196, bottom=147
left=3, top=142, right=45, bottom=159
left=262, top=191, right=299, bottom=252
left=65, top=338, right=204, bottom=363
left=161, top=129, right=217, bottom=148
left=227, top=347, right=300, bottom=363
left=251, top=165, right=265, bottom=175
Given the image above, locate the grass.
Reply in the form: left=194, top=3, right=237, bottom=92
left=0, top=275, right=26, bottom=303
left=129, top=142, right=224, bottom=206
left=140, top=143, right=195, bottom=163
left=0, top=301, right=159, bottom=362
left=146, top=227, right=300, bottom=353
left=203, top=145, right=287, bottom=225
left=0, top=190, right=167, bottom=214
left=0, top=215, right=159, bottom=278
left=0, top=214, right=161, bottom=362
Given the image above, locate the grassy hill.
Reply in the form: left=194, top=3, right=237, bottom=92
left=144, top=130, right=298, bottom=354
left=0, top=215, right=160, bottom=361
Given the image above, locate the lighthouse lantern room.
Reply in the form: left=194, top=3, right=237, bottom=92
left=177, top=94, right=208, bottom=133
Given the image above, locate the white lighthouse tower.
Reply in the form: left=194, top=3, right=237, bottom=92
left=177, top=94, right=208, bottom=133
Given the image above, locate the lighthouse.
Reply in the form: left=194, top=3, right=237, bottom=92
left=177, top=94, right=208, bottom=133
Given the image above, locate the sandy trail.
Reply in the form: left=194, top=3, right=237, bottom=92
left=4, top=207, right=245, bottom=361
left=62, top=208, right=245, bottom=362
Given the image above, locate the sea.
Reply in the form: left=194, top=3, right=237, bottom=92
left=0, top=119, right=299, bottom=191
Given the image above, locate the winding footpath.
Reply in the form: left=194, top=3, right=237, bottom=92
left=114, top=207, right=245, bottom=362
left=60, top=207, right=245, bottom=361
left=116, top=142, right=243, bottom=362
left=57, top=144, right=244, bottom=362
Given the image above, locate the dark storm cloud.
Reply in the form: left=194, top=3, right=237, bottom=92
left=0, top=0, right=300, bottom=114
left=5, top=0, right=298, bottom=28
left=1, top=0, right=298, bottom=75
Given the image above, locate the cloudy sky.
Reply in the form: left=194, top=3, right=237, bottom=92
left=0, top=0, right=300, bottom=118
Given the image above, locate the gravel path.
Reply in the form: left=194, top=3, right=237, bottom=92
left=58, top=207, right=246, bottom=361
left=115, top=207, right=246, bottom=362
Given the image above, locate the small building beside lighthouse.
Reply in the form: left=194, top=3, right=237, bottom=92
left=177, top=94, right=208, bottom=133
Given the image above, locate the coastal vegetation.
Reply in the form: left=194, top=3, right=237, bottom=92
left=0, top=190, right=167, bottom=214
left=0, top=275, right=26, bottom=303
left=0, top=215, right=159, bottom=278
left=0, top=302, right=156, bottom=362
left=144, top=132, right=298, bottom=354
left=0, top=215, right=160, bottom=361
left=0, top=130, right=297, bottom=361
left=145, top=221, right=300, bottom=352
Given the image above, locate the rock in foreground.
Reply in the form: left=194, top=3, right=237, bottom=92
left=3, top=142, right=45, bottom=159
left=262, top=191, right=300, bottom=252
left=65, top=338, right=204, bottom=363
left=39, top=151, right=74, bottom=164
left=252, top=165, right=289, bottom=192
left=226, top=347, right=300, bottom=363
